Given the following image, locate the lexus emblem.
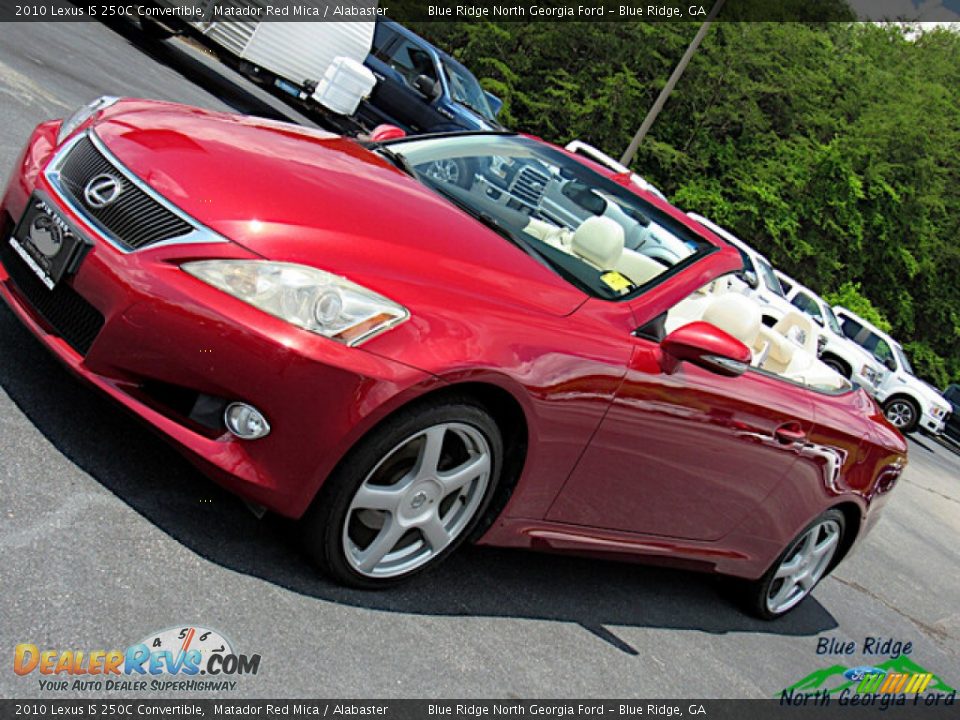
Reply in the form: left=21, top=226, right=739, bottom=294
left=84, top=173, right=124, bottom=209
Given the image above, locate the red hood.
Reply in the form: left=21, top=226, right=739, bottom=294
left=90, top=100, right=586, bottom=316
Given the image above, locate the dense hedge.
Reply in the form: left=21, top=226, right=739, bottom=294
left=408, top=18, right=960, bottom=388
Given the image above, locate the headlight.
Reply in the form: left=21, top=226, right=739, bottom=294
left=57, top=96, right=121, bottom=145
left=182, top=260, right=408, bottom=346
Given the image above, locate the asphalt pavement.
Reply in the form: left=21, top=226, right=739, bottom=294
left=0, top=20, right=958, bottom=700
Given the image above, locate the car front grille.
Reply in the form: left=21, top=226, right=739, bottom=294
left=509, top=165, right=550, bottom=208
left=55, top=136, right=193, bottom=251
left=0, top=238, right=105, bottom=355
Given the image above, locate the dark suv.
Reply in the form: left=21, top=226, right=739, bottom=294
left=360, top=21, right=503, bottom=134
left=943, top=384, right=960, bottom=443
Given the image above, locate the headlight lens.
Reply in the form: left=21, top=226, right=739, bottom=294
left=182, top=260, right=408, bottom=346
left=57, top=96, right=120, bottom=145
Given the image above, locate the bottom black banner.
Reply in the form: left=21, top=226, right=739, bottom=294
left=0, top=699, right=958, bottom=720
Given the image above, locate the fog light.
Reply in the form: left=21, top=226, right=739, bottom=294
left=224, top=402, right=271, bottom=440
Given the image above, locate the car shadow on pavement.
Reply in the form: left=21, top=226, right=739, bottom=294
left=0, top=306, right=838, bottom=653
left=907, top=434, right=938, bottom=454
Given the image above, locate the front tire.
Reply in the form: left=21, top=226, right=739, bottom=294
left=883, top=397, right=919, bottom=434
left=741, top=509, right=845, bottom=620
left=424, top=158, right=473, bottom=189
left=302, top=398, right=502, bottom=589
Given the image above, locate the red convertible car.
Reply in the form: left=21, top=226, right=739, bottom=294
left=0, top=98, right=906, bottom=618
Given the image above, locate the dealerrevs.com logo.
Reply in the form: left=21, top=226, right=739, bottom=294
left=14, top=626, right=261, bottom=693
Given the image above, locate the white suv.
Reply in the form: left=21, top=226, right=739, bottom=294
left=834, top=307, right=952, bottom=434
left=775, top=272, right=884, bottom=395
left=687, top=214, right=795, bottom=326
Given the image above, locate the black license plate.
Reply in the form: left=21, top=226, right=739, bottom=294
left=10, top=194, right=90, bottom=289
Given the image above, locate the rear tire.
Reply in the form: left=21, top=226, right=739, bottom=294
left=741, top=509, right=845, bottom=620
left=822, top=357, right=850, bottom=378
left=301, top=398, right=502, bottom=589
left=883, top=397, right=919, bottom=434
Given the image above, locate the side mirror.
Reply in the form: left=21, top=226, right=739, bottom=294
left=660, top=322, right=752, bottom=377
left=369, top=124, right=406, bottom=142
left=817, top=334, right=827, bottom=356
left=738, top=270, right=760, bottom=290
left=484, top=91, right=503, bottom=117
left=414, top=75, right=440, bottom=100
left=884, top=356, right=897, bottom=372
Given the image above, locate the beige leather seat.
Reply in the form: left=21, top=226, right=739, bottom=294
left=702, top=293, right=762, bottom=350
left=571, top=216, right=667, bottom=286
left=773, top=311, right=818, bottom=356
left=664, top=284, right=849, bottom=390
left=756, top=326, right=797, bottom=374
left=572, top=216, right=624, bottom=270
left=616, top=250, right=667, bottom=286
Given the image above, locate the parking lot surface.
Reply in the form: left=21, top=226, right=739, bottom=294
left=1, top=21, right=958, bottom=699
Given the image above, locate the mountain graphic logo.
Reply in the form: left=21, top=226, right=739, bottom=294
left=780, top=656, right=956, bottom=697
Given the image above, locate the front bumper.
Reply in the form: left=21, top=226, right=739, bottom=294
left=0, top=122, right=433, bottom=517
left=920, top=409, right=947, bottom=435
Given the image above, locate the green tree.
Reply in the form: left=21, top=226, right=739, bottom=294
left=407, top=18, right=960, bottom=386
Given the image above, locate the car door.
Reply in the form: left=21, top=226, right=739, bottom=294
left=547, top=325, right=818, bottom=542
left=364, top=29, right=446, bottom=133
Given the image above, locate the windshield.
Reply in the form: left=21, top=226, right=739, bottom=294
left=893, top=343, right=914, bottom=375
left=756, top=257, right=785, bottom=296
left=442, top=59, right=494, bottom=120
left=385, top=134, right=712, bottom=301
left=823, top=304, right=843, bottom=335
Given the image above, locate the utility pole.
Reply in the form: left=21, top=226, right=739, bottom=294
left=620, top=0, right=726, bottom=167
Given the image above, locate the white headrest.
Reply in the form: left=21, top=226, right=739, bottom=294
left=702, top=293, right=761, bottom=347
left=773, top=310, right=817, bottom=355
left=572, top=216, right=624, bottom=269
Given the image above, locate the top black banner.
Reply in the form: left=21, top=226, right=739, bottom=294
left=0, top=0, right=957, bottom=23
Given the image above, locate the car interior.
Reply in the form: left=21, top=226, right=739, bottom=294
left=664, top=281, right=850, bottom=392
left=523, top=215, right=668, bottom=287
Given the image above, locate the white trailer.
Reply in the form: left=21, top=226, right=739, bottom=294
left=143, top=1, right=377, bottom=113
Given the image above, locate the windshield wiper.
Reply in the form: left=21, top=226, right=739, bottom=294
left=374, top=146, right=415, bottom=177
left=455, top=98, right=492, bottom=120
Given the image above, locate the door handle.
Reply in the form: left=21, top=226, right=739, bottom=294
left=774, top=422, right=807, bottom=444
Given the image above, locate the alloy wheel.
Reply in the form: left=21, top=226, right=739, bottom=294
left=342, top=422, right=492, bottom=578
left=765, top=519, right=841, bottom=615
left=425, top=159, right=461, bottom=184
left=885, top=400, right=916, bottom=430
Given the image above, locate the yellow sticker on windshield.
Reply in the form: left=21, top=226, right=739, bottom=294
left=600, top=271, right=634, bottom=294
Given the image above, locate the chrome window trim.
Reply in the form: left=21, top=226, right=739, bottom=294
left=44, top=130, right=229, bottom=253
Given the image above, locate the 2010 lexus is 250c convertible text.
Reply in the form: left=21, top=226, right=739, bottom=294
left=0, top=97, right=907, bottom=618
